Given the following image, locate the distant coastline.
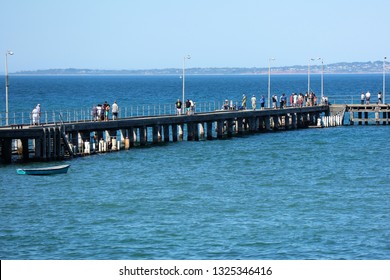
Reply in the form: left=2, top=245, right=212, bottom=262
left=13, top=61, right=387, bottom=75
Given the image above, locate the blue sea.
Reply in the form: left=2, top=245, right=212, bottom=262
left=0, top=74, right=389, bottom=260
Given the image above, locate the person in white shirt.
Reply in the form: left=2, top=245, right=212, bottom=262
left=361, top=92, right=365, bottom=104
left=366, top=91, right=371, bottom=105
left=251, top=95, right=257, bottom=110
left=378, top=92, right=382, bottom=104
left=32, top=107, right=39, bottom=125
left=112, top=101, right=119, bottom=120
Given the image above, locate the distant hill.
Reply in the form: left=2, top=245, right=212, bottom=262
left=14, top=61, right=387, bottom=75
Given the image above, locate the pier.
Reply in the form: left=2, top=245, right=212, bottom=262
left=1, top=106, right=328, bottom=164
left=346, top=104, right=390, bottom=125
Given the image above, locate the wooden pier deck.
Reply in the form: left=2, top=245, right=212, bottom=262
left=346, top=104, right=390, bottom=125
left=0, top=106, right=329, bottom=164
left=328, top=104, right=390, bottom=125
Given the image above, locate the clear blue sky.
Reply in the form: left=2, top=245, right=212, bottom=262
left=1, top=0, right=389, bottom=72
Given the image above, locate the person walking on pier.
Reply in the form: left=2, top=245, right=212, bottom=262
left=190, top=99, right=195, bottom=115
left=242, top=94, right=247, bottom=109
left=378, top=92, right=383, bottom=104
left=304, top=92, right=309, bottom=106
left=272, top=94, right=278, bottom=109
left=298, top=93, right=304, bottom=107
left=32, top=106, right=39, bottom=126
left=97, top=104, right=103, bottom=121
left=92, top=105, right=98, bottom=121
left=112, top=101, right=119, bottom=120
left=309, top=92, right=314, bottom=106
left=361, top=92, right=365, bottom=104
left=251, top=94, right=257, bottom=110
left=185, top=99, right=191, bottom=115
left=260, top=95, right=265, bottom=110
left=293, top=93, right=298, bottom=107
left=175, top=99, right=182, bottom=115
left=289, top=93, right=294, bottom=107
left=101, top=103, right=106, bottom=121
left=280, top=93, right=287, bottom=109
left=104, top=101, right=110, bottom=121
left=36, top=104, right=41, bottom=124
left=365, top=91, right=371, bottom=105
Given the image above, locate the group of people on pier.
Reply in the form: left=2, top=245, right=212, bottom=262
left=234, top=92, right=322, bottom=111
left=360, top=91, right=383, bottom=105
left=175, top=99, right=195, bottom=115
left=91, top=101, right=119, bottom=121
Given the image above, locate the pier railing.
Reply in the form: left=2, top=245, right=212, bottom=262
left=0, top=101, right=224, bottom=126
left=326, top=95, right=358, bottom=105
left=0, top=96, right=380, bottom=127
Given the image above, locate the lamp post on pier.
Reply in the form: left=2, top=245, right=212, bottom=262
left=268, top=58, right=275, bottom=108
left=308, top=57, right=321, bottom=97
left=182, top=55, right=191, bottom=113
left=5, top=50, right=14, bottom=126
left=320, top=58, right=324, bottom=100
left=383, top=56, right=387, bottom=104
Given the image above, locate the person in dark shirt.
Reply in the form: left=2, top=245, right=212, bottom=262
left=175, top=99, right=182, bottom=115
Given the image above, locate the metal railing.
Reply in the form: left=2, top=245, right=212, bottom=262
left=0, top=101, right=222, bottom=126
left=0, top=96, right=375, bottom=127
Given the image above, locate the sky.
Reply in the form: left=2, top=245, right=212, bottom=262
left=1, top=0, right=389, bottom=72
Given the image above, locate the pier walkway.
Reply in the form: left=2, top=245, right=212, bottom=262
left=1, top=105, right=328, bottom=163
left=2, top=103, right=390, bottom=164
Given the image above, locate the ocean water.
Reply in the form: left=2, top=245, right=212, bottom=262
left=0, top=74, right=389, bottom=259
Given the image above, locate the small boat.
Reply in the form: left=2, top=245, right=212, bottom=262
left=16, top=164, right=70, bottom=175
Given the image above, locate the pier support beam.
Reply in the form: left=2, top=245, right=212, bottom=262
left=139, top=126, right=147, bottom=146
left=42, top=129, right=47, bottom=160
left=249, top=117, right=257, bottom=132
left=194, top=123, right=199, bottom=141
left=172, top=125, right=178, bottom=142
left=297, top=113, right=304, bottom=128
left=216, top=120, right=224, bottom=139
left=285, top=114, right=291, bottom=130
left=21, top=138, right=29, bottom=161
left=187, top=123, right=195, bottom=141
left=237, top=118, right=244, bottom=134
left=79, top=132, right=86, bottom=154
left=127, top=128, right=135, bottom=147
left=206, top=122, right=213, bottom=140
left=226, top=119, right=234, bottom=137
left=152, top=125, right=159, bottom=144
left=265, top=116, right=271, bottom=131
left=199, top=123, right=205, bottom=139
left=350, top=111, right=354, bottom=125
left=56, top=127, right=62, bottom=158
left=34, top=138, right=42, bottom=159
left=272, top=116, right=279, bottom=130
left=124, top=136, right=130, bottom=150
left=257, top=117, right=265, bottom=132
left=292, top=113, right=297, bottom=129
left=119, top=129, right=126, bottom=149
left=178, top=124, right=183, bottom=140
left=1, top=139, right=12, bottom=163
left=163, top=124, right=170, bottom=142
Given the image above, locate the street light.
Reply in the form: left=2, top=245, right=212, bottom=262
left=320, top=58, right=324, bottom=100
left=268, top=58, right=275, bottom=108
left=308, top=57, right=321, bottom=96
left=182, top=55, right=191, bottom=113
left=5, top=50, right=14, bottom=126
left=383, top=56, right=387, bottom=104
